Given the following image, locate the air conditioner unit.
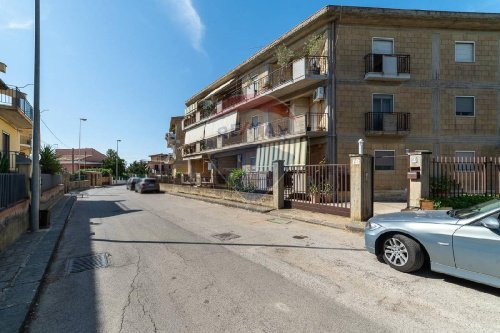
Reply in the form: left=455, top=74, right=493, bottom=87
left=313, top=87, right=325, bottom=102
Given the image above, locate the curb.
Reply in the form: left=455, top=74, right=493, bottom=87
left=164, top=192, right=274, bottom=213
left=21, top=195, right=77, bottom=332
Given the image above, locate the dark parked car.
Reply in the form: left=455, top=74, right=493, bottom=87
left=126, top=177, right=140, bottom=191
left=135, top=178, right=160, bottom=193
left=365, top=199, right=500, bottom=288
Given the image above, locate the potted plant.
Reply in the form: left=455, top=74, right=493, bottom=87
left=302, top=33, right=325, bottom=75
left=321, top=183, right=334, bottom=203
left=308, top=184, right=320, bottom=204
left=420, top=198, right=434, bottom=210
left=275, top=44, right=294, bottom=83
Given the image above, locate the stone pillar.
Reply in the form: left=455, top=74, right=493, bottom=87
left=350, top=154, right=373, bottom=222
left=187, top=159, right=194, bottom=180
left=408, top=151, right=432, bottom=208
left=272, top=160, right=284, bottom=209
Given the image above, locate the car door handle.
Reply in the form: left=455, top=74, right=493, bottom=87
left=437, top=242, right=450, bottom=246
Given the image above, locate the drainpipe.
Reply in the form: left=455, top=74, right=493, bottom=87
left=326, top=19, right=337, bottom=164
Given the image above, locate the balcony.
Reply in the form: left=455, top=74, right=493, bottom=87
left=365, top=112, right=410, bottom=136
left=364, top=53, right=410, bottom=81
left=0, top=88, right=33, bottom=129
left=183, top=56, right=328, bottom=131
left=165, top=132, right=176, bottom=148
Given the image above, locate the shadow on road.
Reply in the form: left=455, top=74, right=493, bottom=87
left=91, top=238, right=365, bottom=251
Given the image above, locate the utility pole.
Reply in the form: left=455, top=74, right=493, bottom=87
left=116, top=139, right=121, bottom=184
left=30, top=0, right=41, bottom=232
left=78, top=118, right=87, bottom=179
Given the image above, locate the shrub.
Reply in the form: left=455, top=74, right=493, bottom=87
left=227, top=168, right=245, bottom=191
left=431, top=195, right=497, bottom=209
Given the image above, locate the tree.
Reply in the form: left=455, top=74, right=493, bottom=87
left=126, top=160, right=149, bottom=177
left=40, top=145, right=62, bottom=174
left=101, top=149, right=126, bottom=177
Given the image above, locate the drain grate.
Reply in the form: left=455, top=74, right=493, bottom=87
left=212, top=232, right=240, bottom=241
left=67, top=253, right=109, bottom=274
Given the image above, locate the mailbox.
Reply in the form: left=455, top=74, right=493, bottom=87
left=408, top=154, right=422, bottom=181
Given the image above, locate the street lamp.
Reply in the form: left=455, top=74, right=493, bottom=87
left=78, top=118, right=87, bottom=179
left=116, top=139, right=121, bottom=184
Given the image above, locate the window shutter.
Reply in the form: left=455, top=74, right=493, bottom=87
left=372, top=39, right=393, bottom=55
left=455, top=43, right=474, bottom=62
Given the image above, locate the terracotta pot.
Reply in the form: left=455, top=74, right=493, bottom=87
left=420, top=199, right=434, bottom=210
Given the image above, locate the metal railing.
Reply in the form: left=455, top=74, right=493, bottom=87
left=0, top=173, right=27, bottom=209
left=0, top=87, right=34, bottom=120
left=364, top=53, right=410, bottom=75
left=224, top=170, right=273, bottom=194
left=284, top=164, right=350, bottom=210
left=431, top=156, right=500, bottom=198
left=305, top=56, right=328, bottom=76
left=308, top=113, right=328, bottom=131
left=365, top=112, right=410, bottom=132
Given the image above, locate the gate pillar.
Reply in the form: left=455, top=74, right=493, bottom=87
left=272, top=160, right=285, bottom=209
left=350, top=154, right=373, bottom=222
left=408, top=151, right=432, bottom=208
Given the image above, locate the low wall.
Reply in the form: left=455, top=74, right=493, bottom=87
left=160, top=183, right=274, bottom=208
left=41, top=184, right=64, bottom=210
left=0, top=200, right=29, bottom=253
left=66, top=180, right=91, bottom=192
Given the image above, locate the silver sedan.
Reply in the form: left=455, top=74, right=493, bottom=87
left=365, top=199, right=500, bottom=288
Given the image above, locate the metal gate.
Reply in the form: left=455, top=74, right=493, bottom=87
left=284, top=164, right=350, bottom=217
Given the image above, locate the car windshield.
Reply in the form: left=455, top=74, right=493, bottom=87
left=453, top=198, right=500, bottom=219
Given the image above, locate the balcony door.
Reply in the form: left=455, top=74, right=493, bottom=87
left=2, top=132, right=9, bottom=155
left=372, top=38, right=394, bottom=73
left=372, top=94, right=393, bottom=131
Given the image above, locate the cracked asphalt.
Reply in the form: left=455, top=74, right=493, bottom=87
left=26, top=186, right=499, bottom=332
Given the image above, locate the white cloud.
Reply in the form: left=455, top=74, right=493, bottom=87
left=6, top=20, right=33, bottom=30
left=162, top=0, right=205, bottom=52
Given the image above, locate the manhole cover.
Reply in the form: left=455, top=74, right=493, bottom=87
left=293, top=235, right=308, bottom=240
left=212, top=232, right=240, bottom=241
left=267, top=218, right=291, bottom=225
left=66, top=253, right=109, bottom=274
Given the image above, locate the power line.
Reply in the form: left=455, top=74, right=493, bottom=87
left=40, top=118, right=70, bottom=148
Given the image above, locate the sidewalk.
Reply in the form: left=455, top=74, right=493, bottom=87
left=165, top=192, right=405, bottom=233
left=0, top=195, right=76, bottom=333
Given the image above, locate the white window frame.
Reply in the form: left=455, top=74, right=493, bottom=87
left=455, top=96, right=475, bottom=117
left=374, top=150, right=396, bottom=171
left=372, top=37, right=395, bottom=54
left=372, top=93, right=395, bottom=113
left=455, top=41, right=475, bottom=63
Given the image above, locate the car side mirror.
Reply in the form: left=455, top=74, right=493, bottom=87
left=480, top=216, right=500, bottom=229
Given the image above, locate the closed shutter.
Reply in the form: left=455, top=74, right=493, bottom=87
left=372, top=39, right=393, bottom=55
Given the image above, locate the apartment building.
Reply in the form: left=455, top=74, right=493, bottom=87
left=147, top=153, right=172, bottom=176
left=165, top=116, right=188, bottom=175
left=180, top=6, right=500, bottom=197
left=0, top=62, right=33, bottom=172
left=56, top=148, right=106, bottom=173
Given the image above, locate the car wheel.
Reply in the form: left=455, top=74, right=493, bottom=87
left=382, top=234, right=424, bottom=273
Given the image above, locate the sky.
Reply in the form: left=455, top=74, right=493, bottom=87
left=1, top=0, right=499, bottom=164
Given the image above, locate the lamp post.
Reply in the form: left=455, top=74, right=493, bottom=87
left=78, top=118, right=87, bottom=179
left=116, top=139, right=121, bottom=184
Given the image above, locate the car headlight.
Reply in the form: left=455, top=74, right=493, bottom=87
left=365, top=220, right=382, bottom=231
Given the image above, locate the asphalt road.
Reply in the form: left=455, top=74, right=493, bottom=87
left=27, top=186, right=500, bottom=332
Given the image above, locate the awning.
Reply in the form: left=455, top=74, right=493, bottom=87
left=205, top=79, right=234, bottom=99
left=255, top=138, right=307, bottom=170
left=184, top=124, right=205, bottom=144
left=204, top=112, right=238, bottom=138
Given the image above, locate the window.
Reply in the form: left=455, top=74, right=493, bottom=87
left=455, top=42, right=475, bottom=62
left=372, top=38, right=394, bottom=55
left=249, top=157, right=256, bottom=172
left=455, top=96, right=475, bottom=116
left=251, top=115, right=259, bottom=128
left=455, top=151, right=475, bottom=171
left=374, top=150, right=395, bottom=171
left=373, top=94, right=394, bottom=113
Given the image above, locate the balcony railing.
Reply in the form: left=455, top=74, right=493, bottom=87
left=365, top=112, right=410, bottom=133
left=308, top=113, right=328, bottom=131
left=0, top=87, right=34, bottom=120
left=183, top=56, right=329, bottom=130
left=364, top=53, right=410, bottom=79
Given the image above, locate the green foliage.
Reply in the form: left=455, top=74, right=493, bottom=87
left=227, top=168, right=245, bottom=191
left=308, top=184, right=319, bottom=194
left=0, top=152, right=9, bottom=173
left=321, top=183, right=333, bottom=193
left=201, top=99, right=214, bottom=112
left=430, top=177, right=457, bottom=195
left=126, top=160, right=149, bottom=177
left=431, top=195, right=497, bottom=210
left=175, top=171, right=182, bottom=178
left=83, top=168, right=112, bottom=177
left=40, top=145, right=62, bottom=175
left=102, top=149, right=126, bottom=177
left=275, top=44, right=295, bottom=67
left=302, top=33, right=325, bottom=57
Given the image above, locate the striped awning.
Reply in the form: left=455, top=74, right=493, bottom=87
left=205, top=112, right=238, bottom=138
left=255, top=138, right=307, bottom=170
